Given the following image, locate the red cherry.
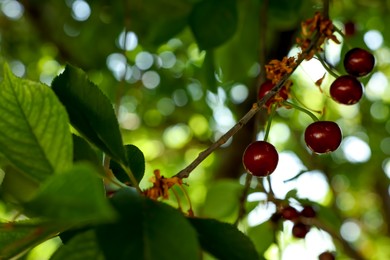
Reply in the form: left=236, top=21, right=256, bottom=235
left=318, top=251, right=336, bottom=260
left=304, top=121, right=342, bottom=154
left=344, top=21, right=356, bottom=37
left=330, top=75, right=363, bottom=105
left=292, top=222, right=310, bottom=238
left=258, top=80, right=288, bottom=107
left=281, top=206, right=299, bottom=221
left=301, top=205, right=316, bottom=218
left=344, top=48, right=375, bottom=77
left=242, top=141, right=279, bottom=177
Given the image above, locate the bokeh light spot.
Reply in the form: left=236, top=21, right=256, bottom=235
left=2, top=0, right=23, bottom=20
left=341, top=136, right=371, bottom=163
left=142, top=71, right=160, bottom=89
left=71, top=0, right=91, bottom=21
left=230, top=84, right=249, bottom=104
left=340, top=220, right=361, bottom=242
left=364, top=30, right=383, bottom=50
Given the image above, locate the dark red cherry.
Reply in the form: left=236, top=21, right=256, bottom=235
left=330, top=75, right=363, bottom=105
left=304, top=121, right=342, bottom=154
left=344, top=48, right=375, bottom=77
left=292, top=222, right=311, bottom=238
left=281, top=206, right=299, bottom=221
left=344, top=21, right=356, bottom=37
left=242, top=141, right=279, bottom=177
left=301, top=205, right=316, bottom=218
left=258, top=80, right=288, bottom=107
left=318, top=251, right=336, bottom=260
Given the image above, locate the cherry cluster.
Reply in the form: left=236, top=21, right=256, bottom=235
left=242, top=48, right=375, bottom=177
left=330, top=48, right=375, bottom=105
left=269, top=204, right=316, bottom=239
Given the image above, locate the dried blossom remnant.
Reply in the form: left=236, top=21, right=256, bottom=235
left=143, top=169, right=183, bottom=200
left=297, top=12, right=340, bottom=60
left=265, top=56, right=297, bottom=84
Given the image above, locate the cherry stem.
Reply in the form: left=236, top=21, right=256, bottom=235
left=283, top=101, right=320, bottom=122
left=263, top=104, right=277, bottom=142
left=315, top=54, right=340, bottom=79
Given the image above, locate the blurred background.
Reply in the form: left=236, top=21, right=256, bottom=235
left=0, top=0, right=389, bottom=259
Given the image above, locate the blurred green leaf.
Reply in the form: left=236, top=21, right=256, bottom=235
left=110, top=144, right=145, bottom=184
left=51, top=230, right=104, bottom=260
left=0, top=64, right=72, bottom=181
left=0, top=220, right=65, bottom=260
left=52, top=65, right=126, bottom=164
left=189, top=0, right=238, bottom=49
left=247, top=221, right=275, bottom=257
left=201, top=179, right=243, bottom=221
left=24, top=163, right=117, bottom=223
left=96, top=188, right=200, bottom=260
left=129, top=0, right=192, bottom=47
left=188, top=217, right=258, bottom=260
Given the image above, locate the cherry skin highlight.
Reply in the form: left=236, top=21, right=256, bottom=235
left=242, top=141, right=279, bottom=177
left=330, top=75, right=363, bottom=105
left=304, top=121, right=342, bottom=154
left=344, top=47, right=375, bottom=77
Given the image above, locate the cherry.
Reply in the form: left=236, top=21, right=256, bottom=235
left=258, top=80, right=288, bottom=107
left=292, top=222, right=310, bottom=238
left=330, top=75, right=363, bottom=105
left=344, top=21, right=356, bottom=37
left=301, top=205, right=316, bottom=218
left=281, top=206, right=299, bottom=221
left=242, top=141, right=279, bottom=177
left=270, top=212, right=282, bottom=223
left=318, top=251, right=335, bottom=260
left=343, top=47, right=375, bottom=77
left=304, top=121, right=342, bottom=154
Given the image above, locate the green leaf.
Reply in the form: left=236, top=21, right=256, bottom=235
left=110, top=144, right=145, bottom=184
left=51, top=65, right=126, bottom=164
left=188, top=217, right=258, bottom=260
left=247, top=221, right=275, bottom=256
left=201, top=179, right=243, bottom=221
left=24, top=163, right=117, bottom=223
left=0, top=64, right=72, bottom=181
left=189, top=0, right=238, bottom=49
left=96, top=188, right=200, bottom=260
left=129, top=0, right=192, bottom=47
left=51, top=230, right=104, bottom=260
left=0, top=220, right=65, bottom=260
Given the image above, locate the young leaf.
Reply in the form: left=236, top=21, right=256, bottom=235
left=24, top=163, right=117, bottom=224
left=187, top=217, right=258, bottom=260
left=0, top=220, right=65, bottom=260
left=110, top=144, right=145, bottom=184
left=247, top=221, right=275, bottom=256
left=0, top=64, right=72, bottom=181
left=96, top=188, right=200, bottom=260
left=189, top=0, right=238, bottom=50
left=51, top=230, right=105, bottom=260
left=51, top=65, right=126, bottom=164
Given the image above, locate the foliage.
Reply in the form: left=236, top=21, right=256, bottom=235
left=0, top=0, right=390, bottom=259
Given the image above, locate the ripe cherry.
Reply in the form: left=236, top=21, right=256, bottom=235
left=242, top=141, right=278, bottom=177
left=281, top=206, right=299, bottom=221
left=330, top=75, right=363, bottom=105
left=258, top=80, right=288, bottom=107
left=318, top=251, right=335, bottom=260
left=301, top=205, right=316, bottom=218
left=304, top=121, right=342, bottom=154
left=292, top=222, right=310, bottom=238
left=344, top=47, right=375, bottom=77
left=344, top=21, right=356, bottom=37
